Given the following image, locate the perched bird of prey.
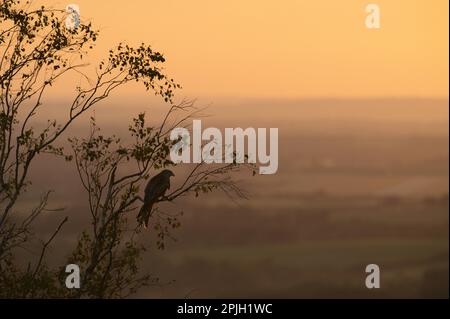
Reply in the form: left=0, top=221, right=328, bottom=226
left=137, top=169, right=175, bottom=228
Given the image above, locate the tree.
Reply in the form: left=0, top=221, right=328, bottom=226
left=0, top=0, right=250, bottom=298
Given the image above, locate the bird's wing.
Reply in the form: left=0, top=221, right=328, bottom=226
left=144, top=173, right=171, bottom=204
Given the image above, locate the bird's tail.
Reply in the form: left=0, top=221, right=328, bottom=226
left=137, top=203, right=154, bottom=229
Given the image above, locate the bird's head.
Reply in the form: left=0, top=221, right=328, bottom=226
left=161, top=169, right=175, bottom=178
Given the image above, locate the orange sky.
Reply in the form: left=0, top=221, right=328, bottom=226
left=48, top=0, right=448, bottom=99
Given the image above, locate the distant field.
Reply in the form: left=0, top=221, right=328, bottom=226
left=146, top=238, right=447, bottom=298
left=141, top=194, right=448, bottom=298
left=13, top=98, right=449, bottom=298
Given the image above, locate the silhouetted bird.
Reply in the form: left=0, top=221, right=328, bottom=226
left=137, top=169, right=175, bottom=228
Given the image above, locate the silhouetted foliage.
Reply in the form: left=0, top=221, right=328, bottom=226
left=0, top=1, right=249, bottom=298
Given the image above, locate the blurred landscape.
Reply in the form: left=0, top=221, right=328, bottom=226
left=18, top=97, right=448, bottom=298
